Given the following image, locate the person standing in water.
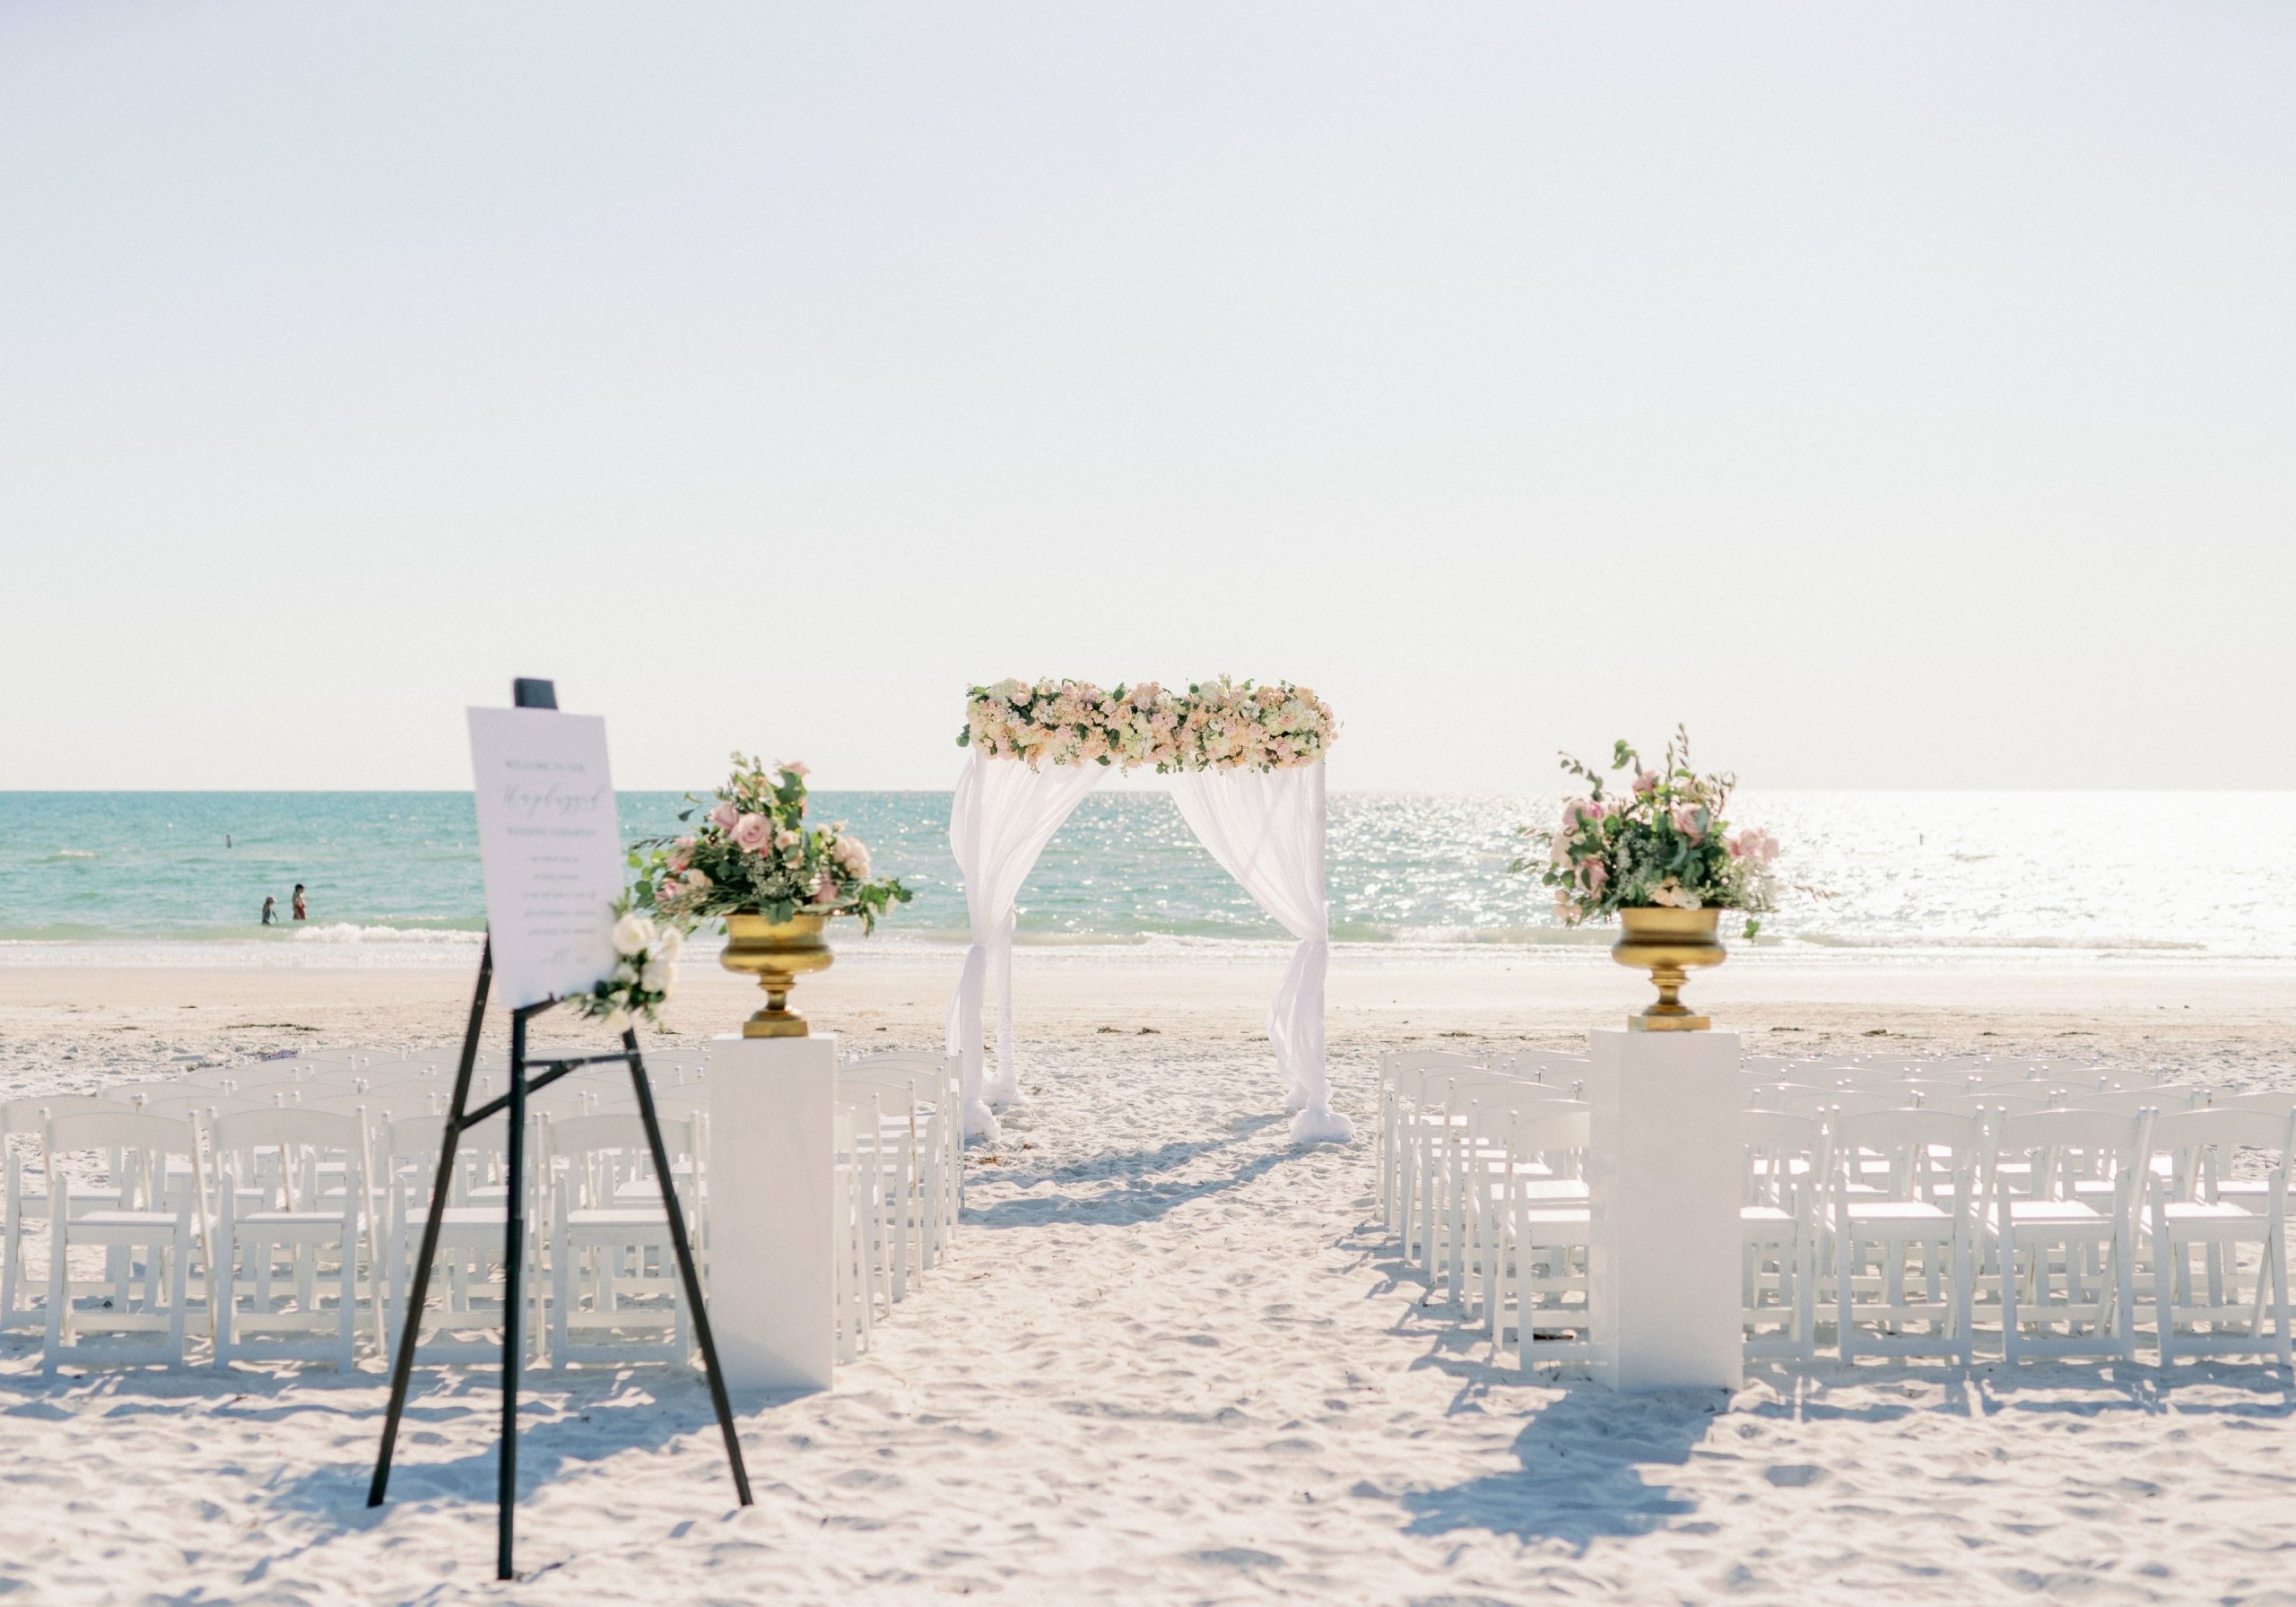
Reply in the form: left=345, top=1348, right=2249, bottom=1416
left=291, top=884, right=308, bottom=922
left=261, top=895, right=277, bottom=925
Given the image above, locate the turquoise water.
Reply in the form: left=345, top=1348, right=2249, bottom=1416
left=4, top=791, right=2294, bottom=957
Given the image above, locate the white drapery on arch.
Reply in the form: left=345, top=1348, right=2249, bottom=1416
left=943, top=748, right=1352, bottom=1146
left=1169, top=763, right=1351, bottom=1142
left=942, top=752, right=1107, bottom=1142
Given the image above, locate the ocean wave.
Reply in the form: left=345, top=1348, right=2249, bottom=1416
left=1788, top=930, right=2212, bottom=953
left=291, top=922, right=486, bottom=946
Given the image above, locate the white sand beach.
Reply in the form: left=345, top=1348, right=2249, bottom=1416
left=4, top=951, right=2295, bottom=1605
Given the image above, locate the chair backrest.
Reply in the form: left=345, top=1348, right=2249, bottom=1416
left=841, top=1066, right=923, bottom=1106
left=1494, top=1051, right=1591, bottom=1082
left=2150, top=1108, right=2296, bottom=1203
left=384, top=1116, right=448, bottom=1158
left=1834, top=1108, right=1980, bottom=1204
left=46, top=1111, right=196, bottom=1212
left=845, top=1049, right=956, bottom=1081
left=210, top=1108, right=366, bottom=1212
left=1508, top=1106, right=1591, bottom=1160
left=2056, top=1088, right=2191, bottom=1117
left=1441, top=1070, right=1569, bottom=1108
left=1775, top=1088, right=1910, bottom=1120
left=1991, top=1108, right=2152, bottom=1207
left=211, top=1107, right=363, bottom=1156
left=1743, top=1110, right=1822, bottom=1210
left=546, top=1113, right=652, bottom=1162
left=3, top=1093, right=126, bottom=1138
left=47, top=1109, right=197, bottom=1156
left=2199, top=1090, right=2296, bottom=1117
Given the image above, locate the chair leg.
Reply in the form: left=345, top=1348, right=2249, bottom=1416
left=43, top=1222, right=66, bottom=1373
left=213, top=1229, right=235, bottom=1368
left=2000, top=1233, right=2021, bottom=1366
left=2153, top=1229, right=2176, bottom=1368
left=2115, top=1228, right=2137, bottom=1364
left=170, top=1232, right=189, bottom=1368
left=1836, top=1226, right=1857, bottom=1364
left=336, top=1236, right=357, bottom=1371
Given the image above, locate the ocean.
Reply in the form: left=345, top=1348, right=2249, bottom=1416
left=3, top=791, right=2292, bottom=963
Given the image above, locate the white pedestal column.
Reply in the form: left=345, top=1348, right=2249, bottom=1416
left=1587, top=1028, right=1743, bottom=1393
left=708, top=1030, right=838, bottom=1394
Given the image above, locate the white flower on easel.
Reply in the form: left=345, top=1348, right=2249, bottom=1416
left=571, top=896, right=688, bottom=1033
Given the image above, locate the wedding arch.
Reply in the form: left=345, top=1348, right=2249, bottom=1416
left=944, top=677, right=1353, bottom=1146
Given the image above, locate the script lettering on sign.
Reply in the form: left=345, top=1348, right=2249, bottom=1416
left=467, top=707, right=627, bottom=1009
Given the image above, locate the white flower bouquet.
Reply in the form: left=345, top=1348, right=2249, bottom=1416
left=566, top=895, right=685, bottom=1034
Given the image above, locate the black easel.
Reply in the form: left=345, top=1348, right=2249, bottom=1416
left=368, top=678, right=752, bottom=1580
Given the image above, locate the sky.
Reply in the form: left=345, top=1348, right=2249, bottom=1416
left=1, top=4, right=2291, bottom=793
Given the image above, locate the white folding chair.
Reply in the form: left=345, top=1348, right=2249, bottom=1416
left=378, top=1114, right=531, bottom=1364
left=1986, top=1108, right=2152, bottom=1365
left=209, top=1108, right=369, bottom=1370
left=839, top=1065, right=935, bottom=1300
left=1503, top=1107, right=1595, bottom=1373
left=1743, top=1111, right=1820, bottom=1360
left=1378, top=1051, right=1486, bottom=1253
left=2, top=1094, right=128, bottom=1331
left=1832, top=1109, right=1979, bottom=1365
left=2146, top=1108, right=2294, bottom=1368
left=843, top=1049, right=961, bottom=1267
left=546, top=1115, right=691, bottom=1366
left=41, top=1112, right=202, bottom=1372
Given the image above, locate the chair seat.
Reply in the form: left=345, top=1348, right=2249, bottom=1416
left=1845, top=1200, right=1952, bottom=1223
left=1518, top=1180, right=1589, bottom=1202
left=67, top=1210, right=182, bottom=1230
left=1999, top=1200, right=2106, bottom=1227
left=239, top=1211, right=359, bottom=1229
left=1518, top=1206, right=1592, bottom=1227
left=565, top=1208, right=669, bottom=1229
left=2157, top=1200, right=2264, bottom=1228
left=420, top=1206, right=509, bottom=1229
left=1740, top=1205, right=1796, bottom=1225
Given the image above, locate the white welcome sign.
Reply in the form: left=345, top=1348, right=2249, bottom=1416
left=467, top=706, right=627, bottom=1010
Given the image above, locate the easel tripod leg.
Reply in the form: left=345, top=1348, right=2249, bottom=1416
left=370, top=942, right=491, bottom=1507
left=626, top=1032, right=753, bottom=1505
left=498, top=1008, right=532, bottom=1580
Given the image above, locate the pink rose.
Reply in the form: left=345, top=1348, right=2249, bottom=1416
left=1633, top=769, right=1659, bottom=796
left=732, top=813, right=772, bottom=853
left=808, top=872, right=839, bottom=908
left=1580, top=861, right=1608, bottom=893
left=1671, top=804, right=1704, bottom=840
left=683, top=869, right=711, bottom=893
left=1730, top=828, right=1779, bottom=865
left=709, top=801, right=739, bottom=831
left=665, top=850, right=691, bottom=876
left=778, top=760, right=810, bottom=779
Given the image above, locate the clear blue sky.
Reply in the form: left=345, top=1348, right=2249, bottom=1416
left=2, top=4, right=2290, bottom=791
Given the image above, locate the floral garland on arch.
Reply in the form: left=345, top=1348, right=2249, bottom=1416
left=958, top=677, right=1337, bottom=771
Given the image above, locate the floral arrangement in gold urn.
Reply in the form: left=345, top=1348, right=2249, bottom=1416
left=632, top=754, right=911, bottom=1037
left=1512, top=726, right=1781, bottom=1031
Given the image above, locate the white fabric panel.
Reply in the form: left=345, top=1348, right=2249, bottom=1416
left=1168, top=762, right=1352, bottom=1143
left=944, top=750, right=1107, bottom=1140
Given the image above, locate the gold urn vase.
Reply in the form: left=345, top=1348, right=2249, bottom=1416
left=1612, top=906, right=1726, bottom=1031
left=718, top=912, right=836, bottom=1038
